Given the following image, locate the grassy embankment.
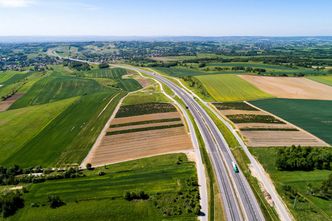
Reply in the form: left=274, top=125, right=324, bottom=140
left=250, top=148, right=332, bottom=221
left=9, top=154, right=199, bottom=221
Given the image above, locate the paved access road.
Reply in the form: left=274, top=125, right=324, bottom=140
left=127, top=67, right=265, bottom=221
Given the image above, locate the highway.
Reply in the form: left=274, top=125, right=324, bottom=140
left=50, top=50, right=265, bottom=220
left=127, top=67, right=265, bottom=221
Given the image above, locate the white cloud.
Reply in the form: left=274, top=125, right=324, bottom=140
left=0, top=0, right=35, bottom=8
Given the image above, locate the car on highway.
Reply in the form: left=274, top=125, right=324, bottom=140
left=232, top=161, right=239, bottom=173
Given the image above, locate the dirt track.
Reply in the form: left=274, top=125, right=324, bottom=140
left=0, top=94, right=23, bottom=112
left=240, top=75, right=332, bottom=100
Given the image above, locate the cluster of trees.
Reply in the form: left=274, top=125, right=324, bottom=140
left=124, top=191, right=149, bottom=201
left=181, top=76, right=210, bottom=97
left=63, top=60, right=91, bottom=71
left=276, top=146, right=332, bottom=171
left=98, top=63, right=110, bottom=69
left=0, top=190, right=24, bottom=218
left=0, top=165, right=83, bottom=185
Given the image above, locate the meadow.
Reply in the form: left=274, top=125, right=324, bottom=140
left=82, top=68, right=142, bottom=92
left=10, top=154, right=199, bottom=221
left=195, top=74, right=273, bottom=102
left=0, top=98, right=76, bottom=165
left=251, top=98, right=332, bottom=145
left=10, top=75, right=106, bottom=109
left=250, top=147, right=332, bottom=221
left=307, top=75, right=332, bottom=86
left=4, top=91, right=126, bottom=167
left=0, top=65, right=145, bottom=167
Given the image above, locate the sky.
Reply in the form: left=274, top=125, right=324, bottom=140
left=0, top=0, right=331, bottom=36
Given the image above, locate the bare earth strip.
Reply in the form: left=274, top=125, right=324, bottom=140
left=241, top=131, right=327, bottom=147
left=0, top=94, right=23, bottom=112
left=108, top=120, right=182, bottom=132
left=111, top=112, right=180, bottom=125
left=90, top=127, right=192, bottom=166
left=239, top=75, right=332, bottom=100
left=237, top=123, right=295, bottom=129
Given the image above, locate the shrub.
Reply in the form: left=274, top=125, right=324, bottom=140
left=48, top=195, right=65, bottom=209
left=86, top=163, right=93, bottom=170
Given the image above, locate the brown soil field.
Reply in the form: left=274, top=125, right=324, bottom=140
left=0, top=94, right=23, bottom=112
left=111, top=112, right=180, bottom=125
left=136, top=78, right=151, bottom=87
left=108, top=120, right=182, bottom=132
left=241, top=131, right=327, bottom=147
left=88, top=127, right=192, bottom=166
left=237, top=123, right=295, bottom=129
left=215, top=104, right=327, bottom=147
left=239, top=75, right=332, bottom=100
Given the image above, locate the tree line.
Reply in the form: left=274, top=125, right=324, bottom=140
left=276, top=146, right=332, bottom=171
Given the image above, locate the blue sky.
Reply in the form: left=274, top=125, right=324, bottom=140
left=0, top=0, right=331, bottom=36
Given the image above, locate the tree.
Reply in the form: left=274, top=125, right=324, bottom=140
left=48, top=195, right=65, bottom=208
left=99, top=63, right=110, bottom=69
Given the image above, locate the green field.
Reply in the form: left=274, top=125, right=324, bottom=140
left=10, top=76, right=106, bottom=109
left=307, top=75, right=332, bottom=86
left=0, top=71, right=25, bottom=84
left=250, top=148, right=332, bottom=221
left=207, top=62, right=295, bottom=70
left=155, top=67, right=237, bottom=77
left=0, top=98, right=77, bottom=165
left=196, top=74, right=273, bottom=102
left=251, top=98, right=332, bottom=145
left=116, top=103, right=176, bottom=118
left=81, top=68, right=142, bottom=92
left=3, top=91, right=125, bottom=167
left=122, top=83, right=169, bottom=105
left=10, top=154, right=199, bottom=221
